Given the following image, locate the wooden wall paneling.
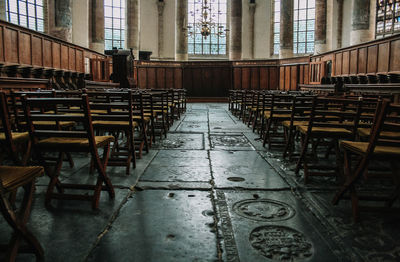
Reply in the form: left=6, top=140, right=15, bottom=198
left=299, top=65, right=304, bottom=84
left=204, top=67, right=213, bottom=96
left=269, top=67, right=278, bottom=89
left=60, top=45, right=68, bottom=70
left=156, top=67, right=166, bottom=89
left=342, top=51, right=350, bottom=75
left=304, top=64, right=309, bottom=84
left=390, top=39, right=400, bottom=73
left=241, top=67, right=250, bottom=89
left=290, top=66, right=298, bottom=90
left=192, top=68, right=202, bottom=96
left=183, top=68, right=193, bottom=94
left=32, top=36, right=42, bottom=66
left=147, top=67, right=156, bottom=89
left=279, top=67, right=285, bottom=90
left=76, top=50, right=83, bottom=72
left=165, top=68, right=174, bottom=89
left=259, top=67, right=269, bottom=89
left=222, top=67, right=231, bottom=95
left=52, top=42, right=61, bottom=69
left=233, top=67, right=241, bottom=89
left=68, top=47, right=75, bottom=71
left=0, top=26, right=4, bottom=62
left=367, top=45, right=378, bottom=73
left=250, top=67, right=259, bottom=89
left=335, top=53, right=342, bottom=76
left=350, top=49, right=358, bottom=75
left=284, top=66, right=291, bottom=91
left=4, top=28, right=18, bottom=63
left=43, top=40, right=52, bottom=68
left=377, top=42, right=390, bottom=73
left=358, top=47, right=367, bottom=74
left=19, top=32, right=31, bottom=65
left=137, top=67, right=147, bottom=88
left=174, top=68, right=182, bottom=89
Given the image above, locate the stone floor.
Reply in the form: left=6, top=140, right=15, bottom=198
left=2, top=103, right=400, bottom=262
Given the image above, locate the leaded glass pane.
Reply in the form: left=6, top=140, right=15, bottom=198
left=293, top=0, right=315, bottom=54
left=298, top=43, right=305, bottom=53
left=104, top=0, right=125, bottom=50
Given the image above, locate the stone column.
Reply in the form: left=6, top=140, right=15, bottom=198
left=337, top=0, right=343, bottom=48
left=90, top=0, right=105, bottom=53
left=0, top=0, right=6, bottom=21
left=50, top=0, right=73, bottom=42
left=279, top=0, right=293, bottom=58
left=175, top=0, right=188, bottom=61
left=249, top=2, right=256, bottom=59
left=126, top=0, right=140, bottom=59
left=229, top=0, right=242, bottom=60
left=157, top=0, right=165, bottom=59
left=350, top=0, right=372, bottom=45
left=315, top=0, right=327, bottom=54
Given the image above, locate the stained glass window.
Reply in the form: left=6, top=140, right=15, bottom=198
left=6, top=0, right=44, bottom=32
left=187, top=0, right=227, bottom=56
left=104, top=0, right=125, bottom=50
left=273, top=0, right=315, bottom=55
left=293, top=0, right=315, bottom=54
left=376, top=0, right=400, bottom=38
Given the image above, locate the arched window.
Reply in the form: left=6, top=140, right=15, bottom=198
left=273, top=0, right=315, bottom=55
left=187, top=0, right=228, bottom=56
left=104, top=0, right=125, bottom=50
left=6, top=0, right=44, bottom=32
left=376, top=0, right=400, bottom=38
left=293, top=0, right=315, bottom=54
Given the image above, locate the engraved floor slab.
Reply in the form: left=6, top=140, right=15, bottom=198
left=87, top=190, right=218, bottom=262
left=176, top=121, right=209, bottom=132
left=152, top=133, right=205, bottom=150
left=140, top=165, right=211, bottom=182
left=210, top=134, right=254, bottom=151
left=216, top=190, right=341, bottom=262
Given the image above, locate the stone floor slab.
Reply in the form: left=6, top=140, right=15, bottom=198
left=87, top=190, right=218, bottom=262
left=151, top=133, right=205, bottom=150
left=210, top=134, right=254, bottom=151
left=176, top=121, right=209, bottom=132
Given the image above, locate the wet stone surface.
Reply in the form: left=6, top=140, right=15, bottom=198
left=151, top=133, right=205, bottom=150
left=210, top=134, right=254, bottom=150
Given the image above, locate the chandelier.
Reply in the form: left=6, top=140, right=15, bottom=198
left=186, top=0, right=228, bottom=39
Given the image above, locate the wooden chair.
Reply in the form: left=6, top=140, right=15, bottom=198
left=0, top=165, right=44, bottom=261
left=294, top=97, right=363, bottom=183
left=0, top=92, right=31, bottom=165
left=332, top=100, right=400, bottom=221
left=22, top=94, right=115, bottom=209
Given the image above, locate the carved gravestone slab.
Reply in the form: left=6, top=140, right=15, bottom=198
left=249, top=226, right=313, bottom=261
left=153, top=133, right=204, bottom=150
left=233, top=199, right=295, bottom=222
left=210, top=134, right=253, bottom=150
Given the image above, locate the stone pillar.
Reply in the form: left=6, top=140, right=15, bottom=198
left=249, top=2, right=256, bottom=59
left=229, top=0, right=242, bottom=60
left=279, top=0, right=293, bottom=58
left=157, top=0, right=165, bottom=58
left=337, top=0, right=343, bottom=48
left=175, top=0, right=188, bottom=61
left=126, top=0, right=140, bottom=59
left=0, top=0, right=6, bottom=21
left=315, top=0, right=327, bottom=54
left=350, top=0, right=372, bottom=45
left=90, top=0, right=104, bottom=53
left=50, top=0, right=73, bottom=42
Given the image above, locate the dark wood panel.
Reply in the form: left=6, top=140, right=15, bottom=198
left=32, top=36, right=42, bottom=66
left=233, top=68, right=241, bottom=89
left=52, top=43, right=61, bottom=69
left=335, top=53, right=342, bottom=75
left=350, top=49, right=358, bottom=74
left=259, top=67, right=268, bottom=89
left=156, top=68, right=165, bottom=89
left=304, top=65, right=309, bottom=84
left=299, top=65, right=304, bottom=84
left=342, top=51, right=350, bottom=75
left=279, top=67, right=285, bottom=90
left=174, top=68, right=182, bottom=89
left=166, top=68, right=174, bottom=88
left=61, top=45, right=68, bottom=70
left=191, top=68, right=202, bottom=96
left=377, top=42, right=390, bottom=73
left=290, top=66, right=297, bottom=90
left=76, top=50, right=83, bottom=72
left=367, top=45, right=378, bottom=73
left=358, top=47, right=367, bottom=74
left=147, top=68, right=156, bottom=89
left=68, top=47, right=75, bottom=71
left=390, top=39, right=400, bottom=73
left=0, top=27, right=4, bottom=62
left=241, top=68, right=250, bottom=89
left=43, top=40, right=52, bottom=67
left=4, top=28, right=18, bottom=63
left=137, top=67, right=147, bottom=88
left=285, top=66, right=291, bottom=91
left=270, top=67, right=278, bottom=89
left=250, top=67, right=259, bottom=89
left=19, top=32, right=31, bottom=65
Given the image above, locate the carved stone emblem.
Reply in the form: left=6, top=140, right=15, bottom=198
left=249, top=226, right=313, bottom=260
left=211, top=135, right=251, bottom=148
left=233, top=199, right=295, bottom=222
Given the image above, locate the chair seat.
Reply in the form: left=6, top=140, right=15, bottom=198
left=154, top=109, right=168, bottom=114
left=90, top=110, right=108, bottom=114
left=36, top=136, right=114, bottom=151
left=132, top=116, right=150, bottom=122
left=264, top=112, right=291, bottom=119
left=282, top=121, right=309, bottom=128
left=0, top=166, right=43, bottom=191
left=358, top=128, right=400, bottom=139
left=341, top=141, right=400, bottom=156
left=20, top=121, right=76, bottom=128
left=92, top=121, right=138, bottom=129
left=0, top=132, right=29, bottom=144
left=297, top=125, right=352, bottom=136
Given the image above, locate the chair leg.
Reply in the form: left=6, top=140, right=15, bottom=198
left=295, top=134, right=309, bottom=175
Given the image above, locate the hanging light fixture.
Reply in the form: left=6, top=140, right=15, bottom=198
left=186, top=0, right=228, bottom=39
